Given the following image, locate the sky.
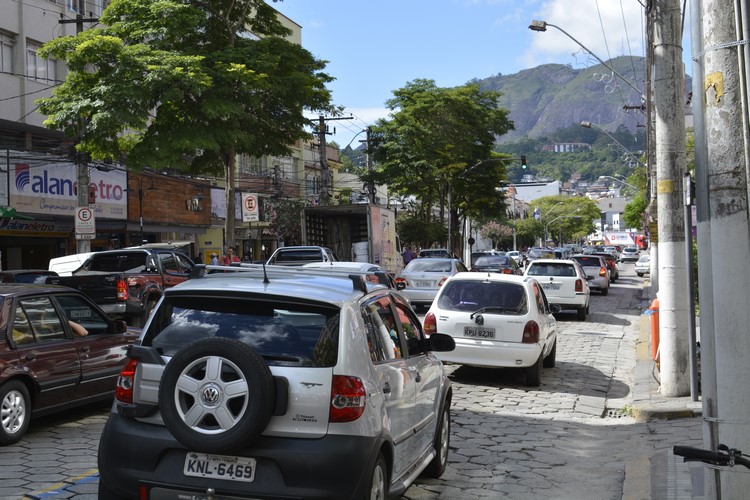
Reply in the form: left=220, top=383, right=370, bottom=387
left=271, top=0, right=694, bottom=149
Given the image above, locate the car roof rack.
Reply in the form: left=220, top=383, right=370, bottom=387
left=189, top=263, right=374, bottom=294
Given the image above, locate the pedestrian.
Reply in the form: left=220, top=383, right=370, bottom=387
left=210, top=253, right=219, bottom=265
left=402, top=246, right=414, bottom=265
left=223, top=247, right=240, bottom=265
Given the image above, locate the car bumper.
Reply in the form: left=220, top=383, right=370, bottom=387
left=547, top=293, right=589, bottom=308
left=435, top=339, right=543, bottom=368
left=98, top=412, right=383, bottom=500
left=402, top=288, right=439, bottom=304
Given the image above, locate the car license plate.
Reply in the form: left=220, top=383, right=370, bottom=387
left=184, top=452, right=256, bottom=482
left=414, top=280, right=431, bottom=287
left=464, top=326, right=495, bottom=338
left=542, top=283, right=561, bottom=290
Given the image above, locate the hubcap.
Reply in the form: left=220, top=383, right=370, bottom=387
left=1, top=390, right=26, bottom=435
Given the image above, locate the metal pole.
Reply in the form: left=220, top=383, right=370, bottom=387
left=138, top=182, right=144, bottom=244
left=683, top=173, right=698, bottom=401
left=512, top=187, right=517, bottom=251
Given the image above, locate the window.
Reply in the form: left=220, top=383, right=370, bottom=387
left=392, top=296, right=424, bottom=357
left=26, top=40, right=57, bottom=82
left=0, top=32, right=14, bottom=74
left=363, top=295, right=402, bottom=362
left=20, top=297, right=66, bottom=342
left=56, top=294, right=110, bottom=335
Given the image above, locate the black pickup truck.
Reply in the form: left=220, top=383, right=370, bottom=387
left=46, top=248, right=194, bottom=326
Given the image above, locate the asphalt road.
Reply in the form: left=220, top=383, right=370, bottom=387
left=7, top=261, right=702, bottom=500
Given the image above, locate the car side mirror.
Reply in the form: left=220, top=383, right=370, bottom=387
left=423, top=333, right=456, bottom=352
left=112, top=320, right=128, bottom=334
left=550, top=304, right=562, bottom=314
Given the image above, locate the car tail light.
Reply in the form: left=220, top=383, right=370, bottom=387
left=437, top=277, right=447, bottom=287
left=116, top=279, right=129, bottom=301
left=115, top=358, right=138, bottom=404
left=599, top=267, right=607, bottom=277
left=575, top=279, right=583, bottom=292
left=424, top=312, right=437, bottom=336
left=502, top=268, right=512, bottom=274
left=330, top=375, right=366, bottom=423
left=522, top=321, right=540, bottom=343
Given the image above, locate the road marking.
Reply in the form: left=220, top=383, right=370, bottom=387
left=23, top=469, right=99, bottom=499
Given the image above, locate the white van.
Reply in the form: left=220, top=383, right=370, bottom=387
left=48, top=252, right=94, bottom=276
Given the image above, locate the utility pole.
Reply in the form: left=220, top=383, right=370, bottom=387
left=317, top=115, right=353, bottom=205
left=59, top=14, right=98, bottom=253
left=695, top=0, right=750, bottom=497
left=645, top=6, right=659, bottom=291
left=365, top=127, right=376, bottom=204
left=652, top=0, right=690, bottom=396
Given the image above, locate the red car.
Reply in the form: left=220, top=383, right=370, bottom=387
left=592, top=252, right=620, bottom=282
left=0, top=284, right=140, bottom=445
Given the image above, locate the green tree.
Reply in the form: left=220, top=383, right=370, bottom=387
left=37, top=0, right=333, bottom=248
left=369, top=79, right=514, bottom=255
left=268, top=198, right=307, bottom=246
left=479, top=221, right=513, bottom=249
left=530, top=195, right=600, bottom=245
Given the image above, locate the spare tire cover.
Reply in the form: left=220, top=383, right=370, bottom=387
left=159, top=337, right=275, bottom=453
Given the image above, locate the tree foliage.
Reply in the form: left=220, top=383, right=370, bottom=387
left=267, top=198, right=307, bottom=246
left=37, top=0, right=334, bottom=247
left=368, top=79, right=514, bottom=253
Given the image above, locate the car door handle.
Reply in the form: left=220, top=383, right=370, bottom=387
left=79, top=345, right=90, bottom=353
left=382, top=382, right=391, bottom=394
left=25, top=353, right=36, bottom=361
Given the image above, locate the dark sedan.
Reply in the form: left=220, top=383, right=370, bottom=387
left=470, top=254, right=523, bottom=275
left=0, top=284, right=140, bottom=445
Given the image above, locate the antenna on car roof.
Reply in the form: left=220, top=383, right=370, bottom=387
left=262, top=262, right=269, bottom=284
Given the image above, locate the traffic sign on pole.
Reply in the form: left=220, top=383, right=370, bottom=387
left=75, top=206, right=96, bottom=239
left=241, top=193, right=259, bottom=223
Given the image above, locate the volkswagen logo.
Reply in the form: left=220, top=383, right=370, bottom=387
left=201, top=385, right=221, bottom=405
left=474, top=314, right=484, bottom=326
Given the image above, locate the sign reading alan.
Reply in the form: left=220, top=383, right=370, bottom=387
left=75, top=206, right=96, bottom=239
left=241, top=193, right=259, bottom=223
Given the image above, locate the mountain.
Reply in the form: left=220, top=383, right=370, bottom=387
left=472, top=56, right=649, bottom=142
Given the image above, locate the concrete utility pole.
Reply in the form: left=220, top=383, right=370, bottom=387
left=365, top=127, right=376, bottom=204
left=645, top=6, right=659, bottom=292
left=653, top=0, right=690, bottom=396
left=317, top=115, right=353, bottom=205
left=695, top=0, right=750, bottom=497
left=60, top=14, right=98, bottom=253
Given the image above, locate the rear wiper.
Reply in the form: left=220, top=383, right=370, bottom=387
left=261, top=354, right=301, bottom=362
left=470, top=306, right=513, bottom=319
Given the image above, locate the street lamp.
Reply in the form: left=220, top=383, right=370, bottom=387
left=529, top=20, right=645, bottom=102
left=544, top=211, right=582, bottom=244
left=598, top=175, right=640, bottom=192
left=581, top=121, right=646, bottom=168
left=128, top=175, right=156, bottom=245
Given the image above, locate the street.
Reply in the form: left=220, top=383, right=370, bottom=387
left=6, top=262, right=702, bottom=500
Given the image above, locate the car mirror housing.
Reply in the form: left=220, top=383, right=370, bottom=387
left=425, top=333, right=456, bottom=352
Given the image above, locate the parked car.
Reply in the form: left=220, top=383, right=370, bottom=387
left=603, top=246, right=621, bottom=260
left=423, top=272, right=559, bottom=387
left=417, top=248, right=452, bottom=259
left=266, top=245, right=337, bottom=266
left=470, top=254, right=522, bottom=275
left=619, top=246, right=641, bottom=262
left=302, top=261, right=396, bottom=288
left=0, top=284, right=139, bottom=445
left=592, top=251, right=620, bottom=282
left=0, top=270, right=58, bottom=284
left=570, top=255, right=610, bottom=295
left=635, top=254, right=651, bottom=276
left=395, top=258, right=468, bottom=310
left=524, top=259, right=590, bottom=320
left=97, top=264, right=456, bottom=499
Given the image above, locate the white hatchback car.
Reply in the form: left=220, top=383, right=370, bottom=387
left=424, top=272, right=559, bottom=387
left=97, top=264, right=456, bottom=499
left=523, top=259, right=590, bottom=320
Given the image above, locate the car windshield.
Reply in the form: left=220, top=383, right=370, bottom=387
left=146, top=296, right=340, bottom=367
left=437, top=280, right=528, bottom=315
left=405, top=260, right=452, bottom=273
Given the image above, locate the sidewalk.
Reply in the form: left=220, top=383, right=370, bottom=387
left=623, top=281, right=705, bottom=500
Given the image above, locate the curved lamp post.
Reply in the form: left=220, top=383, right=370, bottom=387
left=598, top=175, right=640, bottom=192
left=544, top=211, right=582, bottom=244
left=581, top=121, right=646, bottom=168
left=529, top=20, right=645, bottom=101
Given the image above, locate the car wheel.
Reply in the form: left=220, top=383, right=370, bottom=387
left=423, top=403, right=450, bottom=478
left=601, top=286, right=609, bottom=296
left=577, top=306, right=587, bottom=321
left=158, top=337, right=275, bottom=453
left=525, top=352, right=543, bottom=387
left=366, top=453, right=389, bottom=500
left=0, top=380, right=31, bottom=445
left=544, top=338, right=558, bottom=368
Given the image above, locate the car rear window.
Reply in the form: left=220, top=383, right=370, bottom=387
left=527, top=263, right=577, bottom=277
left=573, top=256, right=603, bottom=267
left=437, top=280, right=527, bottom=315
left=88, top=253, right=146, bottom=272
left=406, top=260, right=452, bottom=273
left=273, top=250, right=323, bottom=262
left=474, top=256, right=511, bottom=266
left=145, top=296, right=340, bottom=367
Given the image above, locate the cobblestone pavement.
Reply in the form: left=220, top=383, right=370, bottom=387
left=5, top=264, right=703, bottom=500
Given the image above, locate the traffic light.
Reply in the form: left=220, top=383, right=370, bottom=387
left=520, top=155, right=527, bottom=169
